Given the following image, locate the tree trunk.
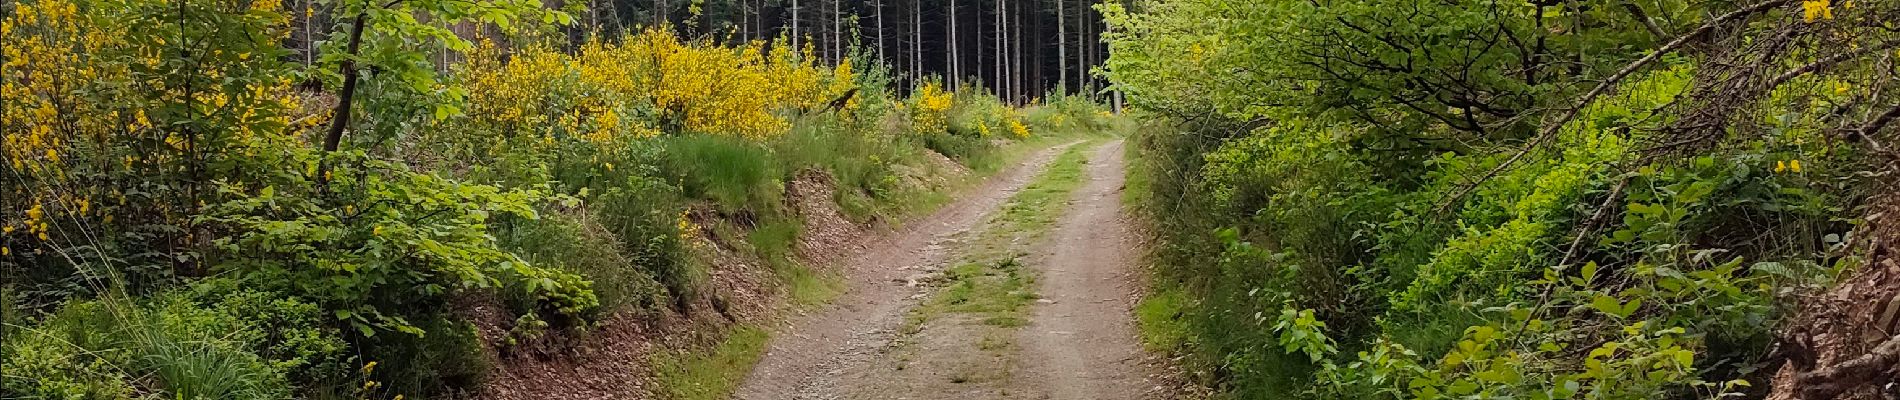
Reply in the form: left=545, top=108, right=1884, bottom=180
left=1056, top=0, right=1065, bottom=94
left=948, top=0, right=959, bottom=88
left=915, top=0, right=923, bottom=83
left=1009, top=0, right=1020, bottom=102
left=832, top=0, right=842, bottom=63
left=994, top=0, right=1003, bottom=96
left=1075, top=0, right=1086, bottom=96
left=322, top=10, right=369, bottom=155
left=876, top=0, right=886, bottom=62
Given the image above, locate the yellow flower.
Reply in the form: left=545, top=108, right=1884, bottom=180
left=1803, top=0, right=1833, bottom=21
left=2, top=246, right=9, bottom=256
left=1836, top=83, right=1850, bottom=95
left=362, top=361, right=378, bottom=374
left=2, top=224, right=13, bottom=234
left=26, top=204, right=44, bottom=221
left=372, top=226, right=385, bottom=236
left=604, top=162, right=615, bottom=171
left=1790, top=159, right=1803, bottom=173
left=1775, top=160, right=1787, bottom=173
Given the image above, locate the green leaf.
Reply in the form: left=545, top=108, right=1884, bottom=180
left=1672, top=349, right=1694, bottom=368
left=1592, top=294, right=1634, bottom=319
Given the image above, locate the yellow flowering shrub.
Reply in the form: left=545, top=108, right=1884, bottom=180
left=909, top=81, right=954, bottom=134
left=3, top=0, right=300, bottom=287
left=449, top=29, right=856, bottom=146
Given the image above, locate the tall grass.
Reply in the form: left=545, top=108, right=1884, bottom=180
left=663, top=135, right=784, bottom=214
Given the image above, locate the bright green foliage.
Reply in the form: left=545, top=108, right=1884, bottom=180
left=200, top=155, right=596, bottom=337
left=1110, top=0, right=1884, bottom=397
left=0, top=287, right=342, bottom=400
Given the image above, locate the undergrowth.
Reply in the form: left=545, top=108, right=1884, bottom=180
left=1108, top=0, right=1881, bottom=397
left=0, top=1, right=1121, bottom=396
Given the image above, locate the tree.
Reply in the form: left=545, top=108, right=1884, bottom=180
left=948, top=0, right=960, bottom=88
left=1056, top=0, right=1066, bottom=93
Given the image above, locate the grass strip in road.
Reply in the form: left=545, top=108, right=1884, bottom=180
left=897, top=142, right=1097, bottom=362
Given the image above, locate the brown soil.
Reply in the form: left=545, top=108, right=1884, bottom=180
left=1767, top=177, right=1900, bottom=400
left=468, top=226, right=781, bottom=400
left=788, top=170, right=865, bottom=264
left=735, top=143, right=1078, bottom=399
left=1012, top=140, right=1177, bottom=399
left=741, top=141, right=1186, bottom=400
left=467, top=166, right=877, bottom=400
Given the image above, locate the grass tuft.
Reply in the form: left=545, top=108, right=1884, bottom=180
left=653, top=325, right=771, bottom=400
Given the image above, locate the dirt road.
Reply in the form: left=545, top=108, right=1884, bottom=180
left=736, top=140, right=1171, bottom=400
left=1012, top=140, right=1158, bottom=399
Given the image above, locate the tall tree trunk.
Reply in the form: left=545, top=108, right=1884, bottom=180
left=998, top=0, right=1008, bottom=102
left=1056, top=0, right=1065, bottom=94
left=915, top=0, right=923, bottom=83
left=1032, top=3, right=1043, bottom=98
left=948, top=0, right=959, bottom=88
left=994, top=0, right=1002, bottom=96
left=1009, top=0, right=1020, bottom=103
left=832, top=0, right=842, bottom=63
left=875, top=0, right=886, bottom=62
left=1075, top=0, right=1085, bottom=96
left=792, top=0, right=801, bottom=50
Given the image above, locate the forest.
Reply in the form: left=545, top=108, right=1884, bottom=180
left=9, top=0, right=1900, bottom=398
left=0, top=0, right=1119, bottom=396
left=1108, top=0, right=1900, bottom=398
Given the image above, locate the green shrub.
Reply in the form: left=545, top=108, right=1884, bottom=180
left=359, top=316, right=493, bottom=397
left=178, top=280, right=354, bottom=389
left=502, top=211, right=666, bottom=315
left=2, top=301, right=139, bottom=400
left=199, top=154, right=596, bottom=338
left=1, top=293, right=303, bottom=400
left=920, top=130, right=996, bottom=165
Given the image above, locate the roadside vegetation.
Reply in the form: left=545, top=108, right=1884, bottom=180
left=1108, top=0, right=1897, bottom=398
left=0, top=0, right=1120, bottom=396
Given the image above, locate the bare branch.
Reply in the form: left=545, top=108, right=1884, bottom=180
left=1794, top=334, right=1900, bottom=400
left=1619, top=1, right=1670, bottom=42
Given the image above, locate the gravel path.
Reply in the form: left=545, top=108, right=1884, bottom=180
left=1012, top=140, right=1167, bottom=400
left=735, top=143, right=1077, bottom=400
left=736, top=140, right=1170, bottom=400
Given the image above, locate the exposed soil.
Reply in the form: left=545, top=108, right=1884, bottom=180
left=464, top=141, right=1180, bottom=400
left=468, top=222, right=781, bottom=400
left=467, top=164, right=902, bottom=400
left=787, top=170, right=864, bottom=264
left=1013, top=141, right=1176, bottom=399
left=740, top=141, right=1184, bottom=400
left=734, top=143, right=1076, bottom=399
left=1767, top=176, right=1900, bottom=400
